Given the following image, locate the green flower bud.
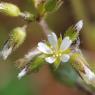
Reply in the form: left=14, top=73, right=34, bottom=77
left=33, top=0, right=63, bottom=16
left=44, top=0, right=63, bottom=13
left=64, top=20, right=83, bottom=42
left=33, top=0, right=45, bottom=8
left=33, top=0, right=45, bottom=16
left=16, top=54, right=45, bottom=79
left=0, top=25, right=27, bottom=60
left=0, top=2, right=21, bottom=17
left=28, top=55, right=45, bottom=72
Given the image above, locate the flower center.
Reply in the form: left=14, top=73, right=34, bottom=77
left=53, top=50, right=62, bottom=58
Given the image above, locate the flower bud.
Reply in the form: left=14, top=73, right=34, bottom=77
left=44, top=0, right=63, bottom=13
left=64, top=20, right=83, bottom=42
left=0, top=2, right=21, bottom=17
left=33, top=0, right=45, bottom=16
left=0, top=25, right=27, bottom=60
left=33, top=0, right=45, bottom=8
left=33, top=0, right=63, bottom=16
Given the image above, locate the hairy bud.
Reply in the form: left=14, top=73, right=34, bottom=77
left=0, top=2, right=21, bottom=17
left=0, top=25, right=27, bottom=60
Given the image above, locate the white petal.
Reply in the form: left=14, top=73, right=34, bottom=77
left=75, top=20, right=83, bottom=32
left=84, top=65, right=95, bottom=80
left=45, top=57, right=56, bottom=64
left=60, top=54, right=70, bottom=63
left=48, top=32, right=58, bottom=48
left=17, top=67, right=27, bottom=80
left=0, top=42, right=12, bottom=60
left=37, top=42, right=52, bottom=54
left=60, top=37, right=72, bottom=51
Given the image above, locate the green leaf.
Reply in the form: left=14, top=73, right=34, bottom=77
left=51, top=62, right=79, bottom=86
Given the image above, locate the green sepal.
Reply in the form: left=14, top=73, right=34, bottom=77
left=32, top=0, right=45, bottom=16
left=44, top=0, right=57, bottom=12
left=64, top=26, right=79, bottom=42
left=52, top=58, right=61, bottom=70
left=28, top=54, right=45, bottom=72
left=62, top=48, right=71, bottom=54
left=44, top=0, right=63, bottom=13
left=58, top=34, right=62, bottom=48
left=37, top=3, right=45, bottom=16
left=33, top=0, right=63, bottom=16
left=70, top=53, right=80, bottom=63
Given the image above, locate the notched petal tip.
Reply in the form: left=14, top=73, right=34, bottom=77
left=61, top=54, right=70, bottom=63
left=75, top=20, right=83, bottom=32
left=48, top=32, right=58, bottom=48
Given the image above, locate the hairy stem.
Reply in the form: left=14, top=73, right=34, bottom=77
left=39, top=18, right=51, bottom=38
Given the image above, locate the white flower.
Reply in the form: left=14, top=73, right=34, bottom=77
left=37, top=32, right=72, bottom=64
left=37, top=20, right=83, bottom=64
left=17, top=67, right=27, bottom=79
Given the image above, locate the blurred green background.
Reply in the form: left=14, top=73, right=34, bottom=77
left=0, top=0, right=95, bottom=95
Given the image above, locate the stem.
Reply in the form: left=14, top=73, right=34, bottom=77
left=39, top=18, right=51, bottom=38
left=20, top=11, right=52, bottom=38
